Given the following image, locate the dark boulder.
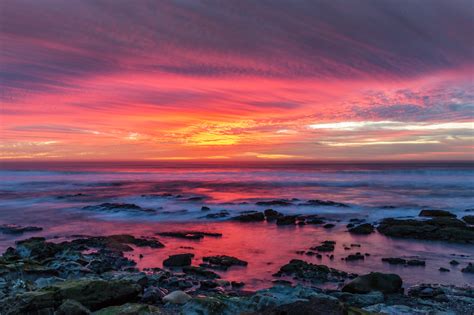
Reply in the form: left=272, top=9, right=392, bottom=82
left=257, top=295, right=344, bottom=315
left=342, top=272, right=403, bottom=294
left=202, top=255, right=248, bottom=269
left=276, top=215, right=297, bottom=225
left=163, top=253, right=194, bottom=267
left=274, top=259, right=354, bottom=283
left=462, top=215, right=474, bottom=224
left=232, top=212, right=265, bottom=222
left=323, top=223, right=335, bottom=229
left=348, top=223, right=374, bottom=235
left=264, top=209, right=282, bottom=220
left=461, top=263, right=474, bottom=273
left=0, top=224, right=43, bottom=235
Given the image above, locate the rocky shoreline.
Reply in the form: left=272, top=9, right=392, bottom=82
left=0, top=206, right=473, bottom=314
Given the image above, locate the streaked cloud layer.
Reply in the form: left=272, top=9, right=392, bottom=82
left=1, top=0, right=473, bottom=160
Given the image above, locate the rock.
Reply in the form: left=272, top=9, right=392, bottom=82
left=274, top=259, right=354, bottom=283
left=264, top=209, right=282, bottom=220
left=419, top=209, right=456, bottom=217
left=439, top=267, right=450, bottom=272
left=381, top=258, right=425, bottom=266
left=306, top=218, right=325, bottom=224
left=201, top=206, right=211, bottom=211
left=69, top=234, right=164, bottom=252
left=0, top=224, right=43, bottom=235
left=204, top=211, right=229, bottom=219
left=93, top=303, right=162, bottom=314
left=182, top=266, right=220, bottom=279
left=461, top=263, right=474, bottom=273
left=323, top=223, right=335, bottom=229
left=406, top=259, right=425, bottom=266
left=232, top=212, right=265, bottom=222
left=449, top=260, right=459, bottom=265
left=256, top=200, right=293, bottom=206
left=202, top=255, right=248, bottom=268
left=276, top=215, right=297, bottom=226
left=463, top=215, right=474, bottom=224
left=345, top=253, right=364, bottom=261
left=342, top=272, right=403, bottom=294
left=157, top=231, right=222, bottom=240
left=162, top=290, right=191, bottom=304
left=377, top=217, right=474, bottom=243
left=56, top=299, right=91, bottom=315
left=34, top=276, right=65, bottom=288
left=311, top=241, right=335, bottom=252
left=82, top=203, right=155, bottom=214
left=163, top=253, right=194, bottom=267
left=15, top=237, right=61, bottom=260
left=257, top=295, right=344, bottom=315
left=332, top=291, right=384, bottom=307
left=299, top=199, right=349, bottom=207
left=141, top=286, right=167, bottom=304
left=348, top=223, right=374, bottom=235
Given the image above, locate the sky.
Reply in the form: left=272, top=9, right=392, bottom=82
left=1, top=0, right=473, bottom=161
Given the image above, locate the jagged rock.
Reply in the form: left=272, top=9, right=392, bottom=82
left=274, top=259, right=354, bottom=283
left=163, top=253, right=194, bottom=267
left=202, top=255, right=248, bottom=269
left=342, top=272, right=402, bottom=294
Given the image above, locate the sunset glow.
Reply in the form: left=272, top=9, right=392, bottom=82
left=1, top=1, right=473, bottom=160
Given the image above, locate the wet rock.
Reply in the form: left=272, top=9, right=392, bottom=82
left=310, top=240, right=335, bottom=252
left=94, top=303, right=162, bottom=314
left=163, top=253, right=194, bottom=267
left=345, top=253, right=365, bottom=261
left=274, top=259, right=354, bottom=283
left=56, top=299, right=91, bottom=315
left=256, top=200, right=293, bottom=206
left=463, top=215, right=474, bottom=224
left=348, top=223, right=374, bottom=235
left=276, top=215, right=297, bottom=226
left=140, top=286, right=167, bottom=304
left=406, top=259, right=425, bottom=266
left=202, top=255, right=248, bottom=269
left=449, top=260, right=459, bottom=265
left=201, top=206, right=211, bottom=211
left=0, top=224, right=43, bottom=235
left=183, top=266, right=221, bottom=279
left=264, top=209, right=282, bottom=220
left=439, top=267, right=450, bottom=272
left=299, top=199, right=349, bottom=207
left=82, top=203, right=155, bottom=214
left=162, top=290, right=191, bottom=304
left=306, top=218, right=325, bottom=224
left=419, top=209, right=456, bottom=218
left=342, top=272, right=403, bottom=294
left=232, top=212, right=265, bottom=222
left=381, top=258, right=425, bottom=266
left=256, top=295, right=344, bottom=315
left=377, top=217, right=474, bottom=243
left=461, top=263, right=474, bottom=273
left=157, top=231, right=222, bottom=240
left=69, top=234, right=164, bottom=252
left=331, top=291, right=384, bottom=307
left=204, top=210, right=229, bottom=219
left=323, top=223, right=335, bottom=229
left=15, top=237, right=61, bottom=260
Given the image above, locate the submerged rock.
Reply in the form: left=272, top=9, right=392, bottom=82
left=232, top=212, right=265, bottom=222
left=348, top=223, right=374, bottom=235
left=299, top=199, right=349, bottom=207
left=342, top=272, right=403, bottom=294
left=82, top=203, right=155, bottom=214
left=157, top=231, right=222, bottom=240
left=419, top=209, right=456, bottom=218
left=310, top=240, right=335, bottom=252
left=381, top=258, right=425, bottom=266
left=0, top=224, right=43, bottom=235
left=163, top=253, right=194, bottom=267
left=276, top=215, right=298, bottom=226
left=202, top=255, right=248, bottom=269
left=377, top=217, right=474, bottom=243
left=183, top=266, right=221, bottom=279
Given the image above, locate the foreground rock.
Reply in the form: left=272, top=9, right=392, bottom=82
left=463, top=215, right=474, bottom=224
left=342, top=272, right=403, bottom=294
left=94, top=303, right=162, bottom=314
left=0, top=224, right=43, bottom=235
left=377, top=217, right=474, bottom=243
